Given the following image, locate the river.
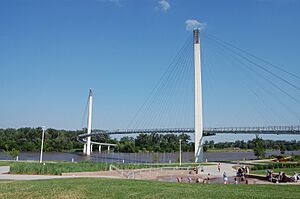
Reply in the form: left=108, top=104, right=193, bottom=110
left=1, top=150, right=299, bottom=163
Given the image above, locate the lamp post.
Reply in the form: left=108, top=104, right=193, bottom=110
left=39, top=126, right=46, bottom=163
left=179, top=139, right=182, bottom=166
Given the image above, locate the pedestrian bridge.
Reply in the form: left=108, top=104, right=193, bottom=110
left=78, top=125, right=300, bottom=140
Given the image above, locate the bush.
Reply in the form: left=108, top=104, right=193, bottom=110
left=251, top=162, right=300, bottom=171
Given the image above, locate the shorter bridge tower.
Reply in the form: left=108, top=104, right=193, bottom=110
left=83, top=89, right=93, bottom=155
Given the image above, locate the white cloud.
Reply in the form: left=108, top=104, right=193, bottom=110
left=157, top=0, right=170, bottom=11
left=185, top=19, right=207, bottom=31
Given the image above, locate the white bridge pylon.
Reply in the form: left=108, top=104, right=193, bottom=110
left=82, top=89, right=117, bottom=155
left=83, top=89, right=92, bottom=155
left=193, top=29, right=204, bottom=162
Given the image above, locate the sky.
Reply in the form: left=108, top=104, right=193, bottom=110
left=0, top=0, right=300, bottom=141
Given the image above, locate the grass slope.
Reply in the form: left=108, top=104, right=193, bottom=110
left=0, top=178, right=299, bottom=199
left=0, top=161, right=212, bottom=175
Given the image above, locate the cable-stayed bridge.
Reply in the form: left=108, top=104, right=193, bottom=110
left=78, top=126, right=300, bottom=137
left=79, top=29, right=300, bottom=162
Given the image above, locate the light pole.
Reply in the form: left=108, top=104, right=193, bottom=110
left=39, top=126, right=46, bottom=163
left=179, top=139, right=182, bottom=166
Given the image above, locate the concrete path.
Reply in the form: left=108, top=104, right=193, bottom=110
left=202, top=162, right=236, bottom=177
left=0, top=166, right=10, bottom=174
left=0, top=174, right=69, bottom=180
left=0, top=163, right=237, bottom=181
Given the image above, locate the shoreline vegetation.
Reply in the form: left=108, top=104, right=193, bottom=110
left=0, top=155, right=299, bottom=175
left=1, top=127, right=300, bottom=154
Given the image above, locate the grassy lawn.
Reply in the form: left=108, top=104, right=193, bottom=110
left=0, top=178, right=299, bottom=199
left=251, top=167, right=300, bottom=176
left=0, top=161, right=212, bottom=175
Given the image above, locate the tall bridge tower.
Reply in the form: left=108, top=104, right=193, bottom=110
left=194, top=29, right=204, bottom=162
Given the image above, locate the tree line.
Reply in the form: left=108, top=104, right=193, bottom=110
left=203, top=138, right=300, bottom=152
left=0, top=128, right=299, bottom=155
left=0, top=127, right=82, bottom=152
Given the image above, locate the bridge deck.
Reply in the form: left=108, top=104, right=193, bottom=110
left=77, top=126, right=300, bottom=139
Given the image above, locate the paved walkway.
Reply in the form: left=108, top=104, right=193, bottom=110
left=0, top=166, right=9, bottom=174
left=0, top=174, right=69, bottom=180
left=0, top=163, right=237, bottom=181
left=201, top=162, right=236, bottom=177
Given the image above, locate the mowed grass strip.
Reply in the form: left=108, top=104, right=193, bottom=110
left=251, top=167, right=300, bottom=176
left=0, top=178, right=299, bottom=199
left=0, top=161, right=212, bottom=175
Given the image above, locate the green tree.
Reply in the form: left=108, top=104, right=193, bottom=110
left=280, top=144, right=286, bottom=155
left=9, top=148, right=19, bottom=159
left=253, top=135, right=266, bottom=159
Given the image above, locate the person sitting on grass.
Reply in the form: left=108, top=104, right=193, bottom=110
left=274, top=172, right=282, bottom=183
left=234, top=177, right=238, bottom=184
left=266, top=170, right=273, bottom=182
left=207, top=173, right=210, bottom=184
left=292, top=172, right=298, bottom=182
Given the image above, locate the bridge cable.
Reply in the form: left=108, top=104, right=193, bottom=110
left=205, top=38, right=293, bottom=125
left=204, top=32, right=300, bottom=81
left=204, top=35, right=300, bottom=105
left=80, top=92, right=90, bottom=131
left=145, top=36, right=193, bottom=129
left=204, top=37, right=300, bottom=123
left=139, top=37, right=191, bottom=128
left=203, top=34, right=300, bottom=91
left=204, top=38, right=265, bottom=126
left=127, top=35, right=193, bottom=129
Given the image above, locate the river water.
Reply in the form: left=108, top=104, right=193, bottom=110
left=1, top=150, right=299, bottom=163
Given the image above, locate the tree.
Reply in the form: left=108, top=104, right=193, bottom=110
left=253, top=135, right=266, bottom=159
left=8, top=148, right=19, bottom=160
left=280, top=144, right=286, bottom=155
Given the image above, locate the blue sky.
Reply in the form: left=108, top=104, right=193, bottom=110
left=0, top=0, right=300, bottom=141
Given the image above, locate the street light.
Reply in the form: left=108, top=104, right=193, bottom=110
left=39, top=126, right=46, bottom=163
left=179, top=139, right=182, bottom=166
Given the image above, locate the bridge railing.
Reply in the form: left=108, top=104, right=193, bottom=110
left=204, top=125, right=300, bottom=133
left=77, top=125, right=300, bottom=139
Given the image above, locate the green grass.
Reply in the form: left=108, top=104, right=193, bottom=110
left=251, top=167, right=300, bottom=176
left=0, top=161, right=212, bottom=175
left=0, top=178, right=299, bottom=199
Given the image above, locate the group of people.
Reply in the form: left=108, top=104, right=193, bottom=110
left=176, top=173, right=211, bottom=184
left=236, top=166, right=250, bottom=181
left=266, top=170, right=299, bottom=183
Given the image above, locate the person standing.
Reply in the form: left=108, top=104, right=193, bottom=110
left=217, top=163, right=221, bottom=172
left=223, top=172, right=228, bottom=184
